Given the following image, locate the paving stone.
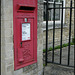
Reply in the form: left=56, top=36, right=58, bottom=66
left=43, top=45, right=74, bottom=75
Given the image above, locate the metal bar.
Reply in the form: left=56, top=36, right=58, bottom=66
left=74, top=0, right=75, bottom=72
left=45, top=0, right=48, bottom=66
left=47, top=61, right=74, bottom=68
left=48, top=7, right=75, bottom=9
left=68, top=0, right=72, bottom=66
left=60, top=1, right=63, bottom=64
left=52, top=1, right=55, bottom=63
left=44, top=2, right=46, bottom=21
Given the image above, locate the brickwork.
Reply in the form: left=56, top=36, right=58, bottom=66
left=1, top=0, right=43, bottom=75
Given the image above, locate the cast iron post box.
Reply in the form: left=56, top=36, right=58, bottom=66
left=13, top=0, right=37, bottom=70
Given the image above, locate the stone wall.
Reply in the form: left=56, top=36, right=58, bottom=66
left=65, top=0, right=74, bottom=38
left=43, top=0, right=74, bottom=49
left=1, top=0, right=43, bottom=75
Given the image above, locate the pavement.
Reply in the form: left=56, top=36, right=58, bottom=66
left=43, top=45, right=74, bottom=75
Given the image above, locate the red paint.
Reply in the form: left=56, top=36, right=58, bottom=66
left=13, top=0, right=37, bottom=70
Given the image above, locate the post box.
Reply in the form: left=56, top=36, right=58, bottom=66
left=13, top=0, right=37, bottom=70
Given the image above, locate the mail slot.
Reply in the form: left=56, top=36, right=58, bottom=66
left=13, top=0, right=37, bottom=70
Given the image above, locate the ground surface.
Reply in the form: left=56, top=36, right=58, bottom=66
left=43, top=45, right=74, bottom=75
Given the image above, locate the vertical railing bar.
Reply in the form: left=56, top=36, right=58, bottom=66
left=44, top=2, right=46, bottom=21
left=74, top=0, right=75, bottom=70
left=44, top=2, right=45, bottom=21
left=60, top=1, right=63, bottom=64
left=68, top=0, right=72, bottom=66
left=52, top=1, right=55, bottom=63
left=45, top=0, right=48, bottom=66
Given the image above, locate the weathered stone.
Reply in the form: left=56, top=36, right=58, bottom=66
left=1, top=0, right=43, bottom=75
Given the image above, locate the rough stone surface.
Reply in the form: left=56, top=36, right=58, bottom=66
left=43, top=0, right=74, bottom=49
left=44, top=45, right=74, bottom=75
left=1, top=0, right=43, bottom=75
left=44, top=64, right=74, bottom=75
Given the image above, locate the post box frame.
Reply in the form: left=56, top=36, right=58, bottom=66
left=13, top=0, right=37, bottom=70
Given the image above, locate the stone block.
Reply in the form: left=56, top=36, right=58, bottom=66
left=5, top=37, right=13, bottom=44
left=5, top=49, right=13, bottom=58
left=1, top=0, right=44, bottom=75
left=33, top=68, right=38, bottom=74
left=1, top=37, right=5, bottom=45
left=5, top=57, right=14, bottom=66
left=38, top=70, right=43, bottom=75
left=5, top=28, right=13, bottom=37
left=5, top=43, right=13, bottom=51
left=14, top=68, right=23, bottom=75
left=6, top=71, right=14, bottom=75
left=2, top=0, right=13, bottom=8
left=3, top=21, right=13, bottom=28
left=1, top=20, right=4, bottom=30
left=6, top=64, right=14, bottom=72
left=3, top=7, right=13, bottom=21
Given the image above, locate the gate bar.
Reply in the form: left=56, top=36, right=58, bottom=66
left=45, top=0, right=48, bottom=66
left=45, top=0, right=75, bottom=67
left=60, top=1, right=63, bottom=64
left=74, top=0, right=75, bottom=70
left=68, top=0, right=72, bottom=66
left=52, top=1, right=55, bottom=63
left=48, top=7, right=75, bottom=9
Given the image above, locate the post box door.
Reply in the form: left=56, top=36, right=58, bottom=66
left=24, top=0, right=35, bottom=6
left=17, top=0, right=25, bottom=4
left=14, top=0, right=37, bottom=70
left=16, top=0, right=36, bottom=6
left=15, top=17, right=35, bottom=69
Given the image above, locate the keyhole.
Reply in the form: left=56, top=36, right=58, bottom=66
left=20, top=42, right=22, bottom=47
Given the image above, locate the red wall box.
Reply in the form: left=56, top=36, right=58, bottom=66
left=13, top=0, right=37, bottom=70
